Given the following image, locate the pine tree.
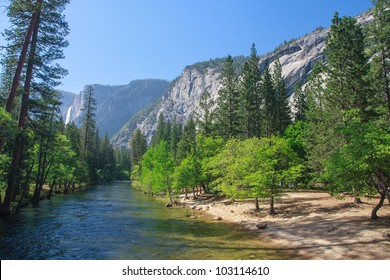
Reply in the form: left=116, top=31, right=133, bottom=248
left=170, top=116, right=182, bottom=162
left=98, top=134, right=116, bottom=182
left=130, top=128, right=148, bottom=168
left=292, top=81, right=308, bottom=122
left=176, top=118, right=197, bottom=164
left=366, top=0, right=390, bottom=122
left=80, top=85, right=97, bottom=159
left=261, top=65, right=277, bottom=138
left=239, top=44, right=262, bottom=138
left=1, top=0, right=69, bottom=213
left=195, top=91, right=215, bottom=137
left=152, top=113, right=171, bottom=146
left=272, top=59, right=291, bottom=134
left=325, top=13, right=369, bottom=120
left=215, top=55, right=241, bottom=139
left=80, top=85, right=98, bottom=185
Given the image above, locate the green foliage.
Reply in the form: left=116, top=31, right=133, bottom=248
left=261, top=65, right=276, bottom=137
left=323, top=111, right=390, bottom=198
left=173, top=153, right=202, bottom=195
left=195, top=91, right=215, bottom=137
left=187, top=55, right=248, bottom=75
left=176, top=118, right=196, bottom=164
left=152, top=113, right=172, bottom=147
left=208, top=136, right=302, bottom=212
left=272, top=59, right=292, bottom=134
left=130, top=128, right=148, bottom=168
left=366, top=0, right=390, bottom=122
left=139, top=141, right=175, bottom=201
left=239, top=44, right=262, bottom=138
left=196, top=135, right=225, bottom=192
left=215, top=55, right=242, bottom=139
left=292, top=82, right=308, bottom=122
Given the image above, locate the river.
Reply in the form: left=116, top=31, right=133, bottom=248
left=0, top=182, right=292, bottom=260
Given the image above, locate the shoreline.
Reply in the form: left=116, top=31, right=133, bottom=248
left=177, top=192, right=390, bottom=260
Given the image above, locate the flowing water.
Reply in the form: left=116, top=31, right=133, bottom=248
left=0, top=182, right=293, bottom=260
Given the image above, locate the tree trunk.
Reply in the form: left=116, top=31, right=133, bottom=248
left=0, top=0, right=42, bottom=153
left=371, top=193, right=386, bottom=220
left=2, top=135, right=23, bottom=214
left=352, top=186, right=362, bottom=204
left=255, top=197, right=260, bottom=210
left=269, top=197, right=276, bottom=215
left=47, top=180, right=56, bottom=199
left=1, top=2, right=42, bottom=215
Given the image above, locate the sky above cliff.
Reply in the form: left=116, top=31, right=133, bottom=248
left=0, top=0, right=373, bottom=93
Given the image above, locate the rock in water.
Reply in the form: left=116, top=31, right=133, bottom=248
left=165, top=202, right=172, bottom=208
left=256, top=223, right=267, bottom=230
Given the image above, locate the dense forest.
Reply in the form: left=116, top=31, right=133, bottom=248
left=130, top=0, right=390, bottom=219
left=0, top=0, right=130, bottom=214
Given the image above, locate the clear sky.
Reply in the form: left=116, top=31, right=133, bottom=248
left=0, top=0, right=373, bottom=94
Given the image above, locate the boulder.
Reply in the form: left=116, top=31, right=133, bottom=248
left=256, top=223, right=268, bottom=230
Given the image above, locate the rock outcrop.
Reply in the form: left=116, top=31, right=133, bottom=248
left=112, top=27, right=329, bottom=147
left=62, top=79, right=168, bottom=138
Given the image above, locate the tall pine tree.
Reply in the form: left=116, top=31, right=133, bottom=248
left=239, top=44, right=262, bottom=138
left=272, top=59, right=291, bottom=134
left=215, top=55, right=241, bottom=139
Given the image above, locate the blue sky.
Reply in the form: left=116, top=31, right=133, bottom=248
left=0, top=0, right=373, bottom=93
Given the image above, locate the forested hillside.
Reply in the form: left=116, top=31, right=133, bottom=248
left=130, top=1, right=390, bottom=219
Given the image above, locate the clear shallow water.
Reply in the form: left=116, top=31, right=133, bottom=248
left=0, top=182, right=293, bottom=260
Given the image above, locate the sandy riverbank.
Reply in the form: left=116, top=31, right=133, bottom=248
left=177, top=192, right=390, bottom=260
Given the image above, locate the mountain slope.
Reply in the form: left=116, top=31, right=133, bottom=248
left=62, top=79, right=169, bottom=138
left=111, top=11, right=373, bottom=148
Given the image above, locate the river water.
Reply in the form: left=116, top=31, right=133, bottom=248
left=0, top=182, right=292, bottom=260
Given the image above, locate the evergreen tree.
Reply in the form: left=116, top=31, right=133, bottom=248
left=130, top=128, right=148, bottom=169
left=152, top=113, right=171, bottom=146
left=176, top=118, right=197, bottom=164
left=261, top=65, right=277, bottom=138
left=239, top=44, right=262, bottom=138
left=170, top=116, right=182, bottom=162
left=272, top=59, right=291, bottom=133
left=195, top=91, right=215, bottom=137
left=292, top=81, right=308, bottom=122
left=325, top=13, right=369, bottom=120
left=366, top=0, right=390, bottom=122
left=1, top=0, right=69, bottom=213
left=95, top=134, right=115, bottom=182
left=80, top=85, right=98, bottom=185
left=215, top=55, right=241, bottom=139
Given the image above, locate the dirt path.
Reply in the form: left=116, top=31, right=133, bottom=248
left=178, top=192, right=390, bottom=259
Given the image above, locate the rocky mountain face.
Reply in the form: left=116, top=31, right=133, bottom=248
left=111, top=26, right=330, bottom=148
left=111, top=11, right=373, bottom=148
left=61, top=79, right=169, bottom=137
left=59, top=90, right=75, bottom=121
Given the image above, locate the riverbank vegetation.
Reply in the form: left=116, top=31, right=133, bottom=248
left=0, top=0, right=130, bottom=214
left=131, top=0, right=390, bottom=220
